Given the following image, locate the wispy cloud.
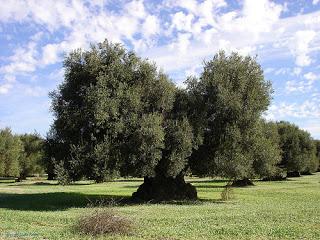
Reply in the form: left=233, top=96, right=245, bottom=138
left=0, top=0, right=320, bottom=138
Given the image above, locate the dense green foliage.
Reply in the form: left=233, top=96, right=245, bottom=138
left=0, top=128, right=45, bottom=179
left=19, top=133, right=45, bottom=180
left=46, top=40, right=318, bottom=199
left=314, top=140, right=320, bottom=171
left=0, top=128, right=22, bottom=177
left=277, top=121, right=318, bottom=175
left=188, top=52, right=280, bottom=181
left=252, top=120, right=282, bottom=178
left=48, top=40, right=194, bottom=187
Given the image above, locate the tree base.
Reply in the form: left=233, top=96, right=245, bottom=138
left=47, top=173, right=55, bottom=180
left=287, top=171, right=301, bottom=177
left=261, top=172, right=287, bottom=181
left=132, top=176, right=197, bottom=201
left=261, top=175, right=287, bottom=181
left=231, top=178, right=254, bottom=187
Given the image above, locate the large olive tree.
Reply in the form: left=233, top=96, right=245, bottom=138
left=188, top=51, right=279, bottom=185
left=48, top=40, right=196, bottom=200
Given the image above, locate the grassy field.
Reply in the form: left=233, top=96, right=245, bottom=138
left=0, top=173, right=319, bottom=240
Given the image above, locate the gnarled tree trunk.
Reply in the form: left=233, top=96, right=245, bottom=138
left=132, top=174, right=197, bottom=201
left=231, top=178, right=254, bottom=187
left=287, top=171, right=300, bottom=177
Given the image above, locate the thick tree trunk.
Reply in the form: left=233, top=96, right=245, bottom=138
left=132, top=174, right=197, bottom=201
left=231, top=178, right=254, bottom=187
left=287, top=171, right=301, bottom=177
left=47, top=172, right=55, bottom=180
left=261, top=175, right=287, bottom=181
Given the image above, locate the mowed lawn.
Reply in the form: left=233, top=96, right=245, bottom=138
left=0, top=173, right=319, bottom=240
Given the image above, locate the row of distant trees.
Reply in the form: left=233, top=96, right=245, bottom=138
left=0, top=128, right=44, bottom=180
left=1, top=121, right=318, bottom=181
left=1, top=40, right=319, bottom=201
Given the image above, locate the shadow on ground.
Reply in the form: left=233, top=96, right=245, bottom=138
left=0, top=178, right=230, bottom=211
left=0, top=191, right=224, bottom=211
left=0, top=192, right=131, bottom=211
left=9, top=182, right=94, bottom=187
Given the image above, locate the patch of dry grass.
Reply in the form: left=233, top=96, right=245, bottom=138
left=75, top=209, right=133, bottom=236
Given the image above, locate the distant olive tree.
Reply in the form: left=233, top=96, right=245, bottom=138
left=19, top=133, right=45, bottom=180
left=314, top=140, right=320, bottom=172
left=277, top=121, right=318, bottom=176
left=0, top=128, right=23, bottom=178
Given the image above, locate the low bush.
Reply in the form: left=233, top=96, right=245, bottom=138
left=75, top=209, right=133, bottom=236
left=221, top=184, right=235, bottom=201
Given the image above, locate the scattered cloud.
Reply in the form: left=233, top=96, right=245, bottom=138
left=0, top=0, right=320, bottom=137
left=0, top=83, right=12, bottom=94
left=291, top=30, right=316, bottom=67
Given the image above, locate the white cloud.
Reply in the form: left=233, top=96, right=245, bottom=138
left=292, top=30, right=316, bottom=67
left=274, top=67, right=290, bottom=75
left=285, top=80, right=314, bottom=93
left=304, top=72, right=318, bottom=81
left=0, top=41, right=38, bottom=75
left=293, top=67, right=302, bottom=76
left=169, top=33, right=192, bottom=53
left=142, top=15, right=160, bottom=37
left=284, top=72, right=319, bottom=94
left=125, top=0, right=146, bottom=19
left=267, top=99, right=320, bottom=120
left=301, top=120, right=320, bottom=139
left=41, top=43, right=62, bottom=66
left=1, top=0, right=320, bottom=98
left=0, top=0, right=29, bottom=22
left=313, top=0, right=320, bottom=5
left=171, top=11, right=195, bottom=33
left=24, top=86, right=46, bottom=97
left=0, top=83, right=12, bottom=94
left=3, top=75, right=16, bottom=82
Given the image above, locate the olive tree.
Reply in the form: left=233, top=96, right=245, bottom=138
left=0, top=128, right=23, bottom=178
left=48, top=40, right=196, bottom=200
left=188, top=51, right=277, bottom=185
left=19, top=133, right=45, bottom=180
left=277, top=121, right=318, bottom=176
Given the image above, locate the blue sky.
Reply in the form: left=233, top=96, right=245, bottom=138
left=0, top=0, right=320, bottom=138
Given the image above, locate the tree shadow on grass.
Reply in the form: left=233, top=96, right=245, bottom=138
left=0, top=191, right=227, bottom=211
left=9, top=182, right=94, bottom=187
left=191, top=185, right=225, bottom=189
left=187, top=179, right=228, bottom=184
left=0, top=192, right=131, bottom=211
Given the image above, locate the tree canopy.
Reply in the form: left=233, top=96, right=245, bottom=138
left=48, top=41, right=196, bottom=199
left=46, top=40, right=317, bottom=200
left=277, top=121, right=318, bottom=176
left=19, top=133, right=45, bottom=180
left=0, top=128, right=22, bottom=177
left=188, top=51, right=279, bottom=183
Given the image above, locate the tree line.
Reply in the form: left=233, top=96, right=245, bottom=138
left=1, top=40, right=319, bottom=200
left=0, top=128, right=44, bottom=180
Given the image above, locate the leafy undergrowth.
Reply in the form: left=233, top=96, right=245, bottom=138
left=0, top=173, right=319, bottom=239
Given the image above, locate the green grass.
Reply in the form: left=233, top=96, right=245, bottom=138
left=0, top=173, right=319, bottom=240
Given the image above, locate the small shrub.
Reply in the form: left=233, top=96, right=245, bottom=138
left=221, top=184, right=234, bottom=201
left=76, top=209, right=133, bottom=236
left=54, top=161, right=71, bottom=185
